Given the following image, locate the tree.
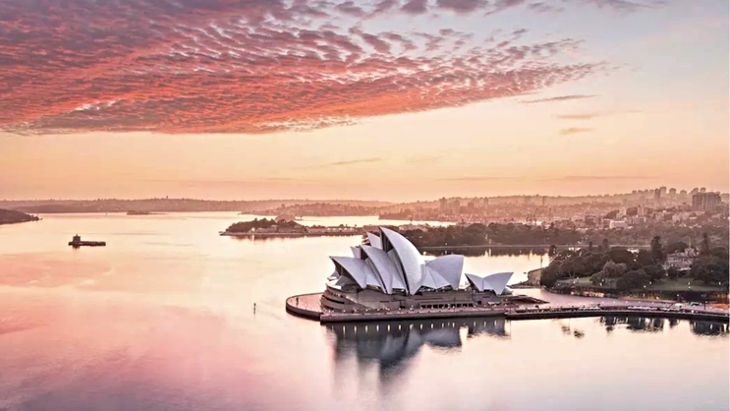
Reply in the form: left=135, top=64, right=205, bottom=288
left=601, top=261, right=627, bottom=278
left=540, top=263, right=567, bottom=288
left=559, top=257, right=588, bottom=278
left=548, top=244, right=557, bottom=257
left=616, top=269, right=650, bottom=291
left=700, top=232, right=711, bottom=255
left=590, top=271, right=606, bottom=286
left=650, top=236, right=665, bottom=263
left=608, top=248, right=635, bottom=265
left=691, top=254, right=729, bottom=286
left=643, top=264, right=666, bottom=282
left=636, top=250, right=653, bottom=266
left=665, top=241, right=688, bottom=254
left=667, top=267, right=682, bottom=280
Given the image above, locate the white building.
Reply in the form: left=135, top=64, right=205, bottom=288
left=323, top=227, right=513, bottom=311
left=609, top=220, right=629, bottom=229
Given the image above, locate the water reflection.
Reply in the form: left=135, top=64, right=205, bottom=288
left=424, top=248, right=547, bottom=257
left=599, top=316, right=728, bottom=336
left=424, top=247, right=547, bottom=257
left=690, top=321, right=729, bottom=336
left=326, top=318, right=507, bottom=381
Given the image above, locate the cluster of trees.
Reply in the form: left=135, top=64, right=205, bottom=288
left=259, top=203, right=379, bottom=216
left=584, top=223, right=729, bottom=250
left=401, top=224, right=489, bottom=247
left=225, top=218, right=303, bottom=233
left=690, top=240, right=729, bottom=286
left=540, top=234, right=729, bottom=292
left=0, top=209, right=39, bottom=225
left=401, top=223, right=582, bottom=247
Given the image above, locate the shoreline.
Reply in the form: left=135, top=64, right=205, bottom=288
left=221, top=231, right=362, bottom=237
left=286, top=292, right=730, bottom=324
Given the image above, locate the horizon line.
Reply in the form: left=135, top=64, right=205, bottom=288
left=2, top=189, right=727, bottom=205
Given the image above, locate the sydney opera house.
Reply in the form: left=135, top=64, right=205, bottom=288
left=322, top=227, right=514, bottom=312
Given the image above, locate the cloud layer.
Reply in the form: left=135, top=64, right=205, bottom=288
left=0, top=0, right=658, bottom=134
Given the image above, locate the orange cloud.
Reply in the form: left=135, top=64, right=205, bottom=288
left=0, top=0, right=659, bottom=135
left=521, top=94, right=597, bottom=104
left=556, top=109, right=641, bottom=120
left=559, top=127, right=593, bottom=135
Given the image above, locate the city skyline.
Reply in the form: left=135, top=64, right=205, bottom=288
left=1, top=0, right=728, bottom=201
left=2, top=185, right=726, bottom=204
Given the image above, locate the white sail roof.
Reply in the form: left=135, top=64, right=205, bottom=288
left=366, top=232, right=382, bottom=249
left=361, top=245, right=401, bottom=294
left=380, top=227, right=425, bottom=294
left=465, top=272, right=513, bottom=295
left=387, top=249, right=407, bottom=290
left=351, top=246, right=362, bottom=259
left=329, top=227, right=508, bottom=296
left=331, top=256, right=377, bottom=289
left=425, top=255, right=464, bottom=289
left=421, top=265, right=451, bottom=290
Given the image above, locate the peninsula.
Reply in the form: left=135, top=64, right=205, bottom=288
left=221, top=218, right=364, bottom=237
left=0, top=209, right=40, bottom=225
left=285, top=227, right=729, bottom=324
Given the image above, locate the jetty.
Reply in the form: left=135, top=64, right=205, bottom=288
left=68, top=234, right=106, bottom=248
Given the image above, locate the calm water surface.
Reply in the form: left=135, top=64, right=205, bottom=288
left=0, top=213, right=727, bottom=411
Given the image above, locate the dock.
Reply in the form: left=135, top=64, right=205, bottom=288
left=286, top=293, right=729, bottom=324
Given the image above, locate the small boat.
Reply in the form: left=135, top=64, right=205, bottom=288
left=68, top=234, right=106, bottom=248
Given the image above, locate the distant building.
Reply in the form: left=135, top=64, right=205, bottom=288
left=659, top=186, right=667, bottom=196
left=669, top=188, right=677, bottom=196
left=680, top=189, right=687, bottom=196
left=692, top=192, right=721, bottom=211
left=618, top=206, right=628, bottom=218
left=609, top=220, right=628, bottom=229
left=664, top=249, right=697, bottom=271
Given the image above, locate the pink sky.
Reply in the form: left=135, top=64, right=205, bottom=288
left=0, top=0, right=727, bottom=201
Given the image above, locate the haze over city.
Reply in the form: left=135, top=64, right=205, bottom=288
left=1, top=0, right=728, bottom=201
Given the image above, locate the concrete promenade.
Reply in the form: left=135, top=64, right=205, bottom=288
left=285, top=292, right=729, bottom=323
left=419, top=244, right=651, bottom=251
left=285, top=293, right=323, bottom=320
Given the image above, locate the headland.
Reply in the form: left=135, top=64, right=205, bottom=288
left=0, top=209, right=40, bottom=225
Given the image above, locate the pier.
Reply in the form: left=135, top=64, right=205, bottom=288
left=286, top=293, right=729, bottom=324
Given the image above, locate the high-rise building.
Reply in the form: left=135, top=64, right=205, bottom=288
left=439, top=197, right=448, bottom=213
left=692, top=192, right=721, bottom=211
left=659, top=186, right=667, bottom=196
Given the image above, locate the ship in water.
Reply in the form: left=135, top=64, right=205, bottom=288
left=68, top=234, right=106, bottom=248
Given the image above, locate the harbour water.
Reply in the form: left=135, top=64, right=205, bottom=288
left=0, top=213, right=727, bottom=411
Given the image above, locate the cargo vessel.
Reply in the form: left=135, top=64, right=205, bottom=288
left=68, top=234, right=106, bottom=247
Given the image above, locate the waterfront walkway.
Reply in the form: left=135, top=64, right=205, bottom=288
left=419, top=244, right=650, bottom=250
left=286, top=292, right=729, bottom=323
